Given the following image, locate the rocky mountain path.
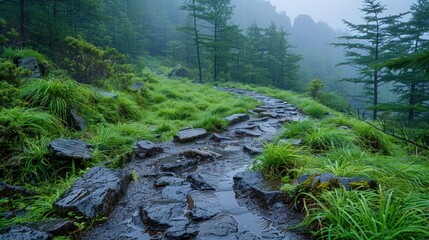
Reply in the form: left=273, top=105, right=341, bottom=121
left=81, top=88, right=309, bottom=240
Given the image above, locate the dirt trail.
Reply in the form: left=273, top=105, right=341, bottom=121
left=81, top=88, right=309, bottom=240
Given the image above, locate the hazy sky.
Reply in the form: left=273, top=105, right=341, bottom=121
left=268, top=0, right=416, bottom=30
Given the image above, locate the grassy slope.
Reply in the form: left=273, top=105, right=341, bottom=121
left=223, top=82, right=429, bottom=239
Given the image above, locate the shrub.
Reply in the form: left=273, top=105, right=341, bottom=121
left=21, top=76, right=93, bottom=123
left=1, top=47, right=54, bottom=69
left=0, top=81, right=22, bottom=107
left=307, top=78, right=324, bottom=99
left=0, top=58, right=31, bottom=84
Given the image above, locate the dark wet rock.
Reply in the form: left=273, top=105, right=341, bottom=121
left=211, top=133, right=232, bottom=142
left=276, top=109, right=285, bottom=113
left=279, top=139, right=303, bottom=146
left=133, top=140, right=163, bottom=159
left=162, top=185, right=193, bottom=199
left=258, top=124, right=277, bottom=134
left=154, top=176, right=186, bottom=187
left=129, top=81, right=145, bottom=91
left=168, top=64, right=190, bottom=79
left=289, top=111, right=298, bottom=116
left=181, top=149, right=220, bottom=161
left=174, top=128, right=208, bottom=143
left=277, top=117, right=297, bottom=123
left=0, top=225, right=51, bottom=240
left=242, top=144, right=263, bottom=156
left=24, top=219, right=77, bottom=236
left=225, top=113, right=250, bottom=125
left=234, top=171, right=288, bottom=207
left=0, top=181, right=37, bottom=198
left=69, top=108, right=86, bottom=131
left=53, top=167, right=131, bottom=219
left=252, top=108, right=266, bottom=113
left=94, top=88, right=118, bottom=99
left=249, top=116, right=269, bottom=122
left=18, top=57, right=41, bottom=78
left=187, top=173, right=216, bottom=191
left=160, top=159, right=198, bottom=172
left=236, top=231, right=262, bottom=240
left=297, top=173, right=377, bottom=191
left=235, top=129, right=262, bottom=137
left=259, top=112, right=279, bottom=118
left=140, top=202, right=186, bottom=231
left=285, top=107, right=297, bottom=111
left=48, top=139, right=93, bottom=161
left=187, top=191, right=220, bottom=221
left=165, top=219, right=198, bottom=240
left=197, top=214, right=238, bottom=237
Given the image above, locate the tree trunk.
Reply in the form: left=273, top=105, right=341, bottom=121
left=192, top=0, right=202, bottom=83
left=20, top=0, right=25, bottom=47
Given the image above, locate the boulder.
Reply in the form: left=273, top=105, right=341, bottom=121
left=297, top=173, right=377, bottom=191
left=0, top=181, right=37, bottom=198
left=133, top=140, right=163, bottom=159
left=187, top=173, right=216, bottom=191
left=225, top=114, right=250, bottom=125
left=174, top=128, right=208, bottom=143
left=18, top=57, right=41, bottom=78
left=0, top=225, right=51, bottom=240
left=53, top=167, right=131, bottom=219
left=168, top=64, right=190, bottom=79
left=48, top=139, right=93, bottom=161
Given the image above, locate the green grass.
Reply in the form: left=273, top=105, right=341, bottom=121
left=301, top=188, right=429, bottom=240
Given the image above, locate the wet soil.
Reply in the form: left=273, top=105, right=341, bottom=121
left=81, top=88, right=309, bottom=240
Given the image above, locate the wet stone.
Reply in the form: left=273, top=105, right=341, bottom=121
left=225, top=114, right=250, bottom=125
left=94, top=88, right=118, bottom=99
left=235, top=129, right=262, bottom=137
left=181, top=149, right=220, bottom=161
left=243, top=145, right=263, bottom=156
left=154, top=176, right=185, bottom=187
left=129, top=81, right=145, bottom=91
left=249, top=186, right=290, bottom=208
left=162, top=185, right=193, bottom=199
left=160, top=159, right=198, bottom=172
left=0, top=181, right=37, bottom=198
left=24, top=219, right=77, bottom=236
left=133, top=140, right=163, bottom=159
left=259, top=112, right=279, bottom=118
left=53, top=167, right=131, bottom=219
left=252, top=108, right=266, bottom=113
left=69, top=108, right=86, bottom=131
left=298, top=173, right=377, bottom=191
left=165, top=219, right=198, bottom=240
left=140, top=202, right=186, bottom=231
left=289, top=111, right=298, bottom=116
left=249, top=116, right=269, bottom=122
left=236, top=231, right=262, bottom=240
left=285, top=107, right=297, bottom=111
left=48, top=139, right=93, bottom=160
left=197, top=214, right=239, bottom=237
left=18, top=57, right=41, bottom=78
left=279, top=139, right=304, bottom=146
left=187, top=173, right=216, bottom=191
left=233, top=171, right=265, bottom=194
left=174, top=128, right=208, bottom=143
left=0, top=225, right=51, bottom=240
left=187, top=191, right=220, bottom=221
left=211, top=133, right=232, bottom=142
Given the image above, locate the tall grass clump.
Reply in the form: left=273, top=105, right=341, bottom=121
left=253, top=142, right=309, bottom=177
left=302, top=188, right=429, bottom=240
left=353, top=124, right=397, bottom=155
left=21, top=76, right=93, bottom=123
left=304, top=126, right=355, bottom=151
left=1, top=47, right=54, bottom=69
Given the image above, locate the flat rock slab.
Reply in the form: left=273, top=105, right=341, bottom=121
left=243, top=145, right=263, bottom=156
left=197, top=214, right=239, bottom=237
left=235, top=129, right=262, bottom=137
left=187, top=173, right=216, bottom=191
left=225, top=114, right=250, bottom=125
left=140, top=202, right=187, bottom=231
left=24, top=219, right=77, bottom=236
left=165, top=219, right=198, bottom=240
left=187, top=191, right=220, bottom=221
left=162, top=185, right=193, bottom=199
left=211, top=133, right=232, bottom=142
left=236, top=231, right=262, bottom=240
left=48, top=139, right=93, bottom=160
left=160, top=159, right=198, bottom=172
left=0, top=225, right=51, bottom=240
left=174, top=128, right=208, bottom=143
left=53, top=167, right=131, bottom=219
left=133, top=140, right=163, bottom=158
left=154, top=176, right=186, bottom=187
left=181, top=149, right=220, bottom=161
